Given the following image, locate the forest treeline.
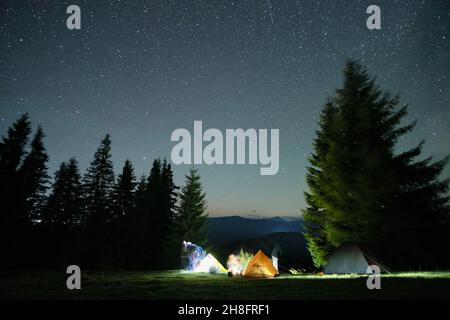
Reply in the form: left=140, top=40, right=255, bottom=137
left=2, top=61, right=450, bottom=272
left=0, top=118, right=208, bottom=270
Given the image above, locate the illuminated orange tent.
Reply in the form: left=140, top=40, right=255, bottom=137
left=243, top=250, right=278, bottom=278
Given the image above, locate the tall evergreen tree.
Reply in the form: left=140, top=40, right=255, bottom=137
left=44, top=158, right=82, bottom=227
left=18, top=126, right=50, bottom=223
left=159, top=159, right=179, bottom=268
left=141, top=159, right=163, bottom=268
left=303, top=61, right=450, bottom=268
left=0, top=114, right=32, bottom=176
left=82, top=134, right=115, bottom=268
left=0, top=114, right=32, bottom=269
left=110, top=159, right=136, bottom=268
left=129, top=159, right=162, bottom=269
left=178, top=168, right=208, bottom=247
left=166, top=168, right=208, bottom=268
left=0, top=114, right=32, bottom=226
left=146, top=158, right=162, bottom=205
left=41, top=158, right=82, bottom=267
left=82, top=134, right=115, bottom=225
left=161, top=159, right=179, bottom=224
left=134, top=174, right=148, bottom=211
left=131, top=159, right=179, bottom=269
left=125, top=174, right=147, bottom=268
left=112, top=159, right=136, bottom=220
left=136, top=174, right=147, bottom=206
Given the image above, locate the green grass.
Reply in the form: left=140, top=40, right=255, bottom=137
left=1, top=271, right=450, bottom=300
left=282, top=271, right=450, bottom=280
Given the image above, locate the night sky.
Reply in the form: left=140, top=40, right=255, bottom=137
left=1, top=0, right=449, bottom=217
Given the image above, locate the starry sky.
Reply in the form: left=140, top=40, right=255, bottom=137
left=1, top=0, right=449, bottom=217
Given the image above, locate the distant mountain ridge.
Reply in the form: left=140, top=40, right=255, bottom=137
left=207, top=216, right=303, bottom=245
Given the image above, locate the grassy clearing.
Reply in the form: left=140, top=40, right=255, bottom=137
left=283, top=271, right=450, bottom=280
left=1, top=271, right=450, bottom=300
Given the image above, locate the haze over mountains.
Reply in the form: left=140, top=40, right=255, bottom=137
left=207, top=216, right=303, bottom=245
left=207, top=216, right=314, bottom=270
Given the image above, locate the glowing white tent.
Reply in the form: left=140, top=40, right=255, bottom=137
left=194, top=253, right=227, bottom=273
left=324, top=243, right=383, bottom=274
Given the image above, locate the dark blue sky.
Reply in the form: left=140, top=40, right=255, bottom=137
left=1, top=0, right=449, bottom=217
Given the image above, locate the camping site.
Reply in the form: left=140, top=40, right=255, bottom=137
left=1, top=0, right=450, bottom=305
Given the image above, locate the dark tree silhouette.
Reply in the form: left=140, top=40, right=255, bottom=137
left=124, top=174, right=147, bottom=268
left=159, top=159, right=179, bottom=268
left=0, top=116, right=211, bottom=271
left=166, top=168, right=208, bottom=268
left=18, top=126, right=50, bottom=223
left=111, top=159, right=137, bottom=268
left=161, top=159, right=179, bottom=226
left=134, top=174, right=147, bottom=208
left=41, top=158, right=82, bottom=267
left=82, top=134, right=115, bottom=268
left=43, top=158, right=82, bottom=227
left=112, top=159, right=136, bottom=220
left=130, top=159, right=179, bottom=269
left=0, top=114, right=32, bottom=269
left=177, top=168, right=208, bottom=248
left=82, top=134, right=115, bottom=224
left=130, top=159, right=162, bottom=269
left=0, top=114, right=32, bottom=226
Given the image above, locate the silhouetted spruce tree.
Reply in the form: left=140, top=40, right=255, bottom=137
left=112, top=159, right=136, bottom=220
left=18, top=126, right=50, bottom=223
left=146, top=158, right=162, bottom=203
left=141, top=159, right=162, bottom=269
left=167, top=168, right=208, bottom=268
left=135, top=174, right=147, bottom=205
left=111, top=159, right=136, bottom=267
left=131, top=159, right=179, bottom=269
left=42, top=158, right=82, bottom=267
left=126, top=174, right=147, bottom=268
left=82, top=134, right=115, bottom=268
left=178, top=168, right=208, bottom=247
left=129, top=160, right=162, bottom=269
left=0, top=114, right=32, bottom=269
left=303, top=60, right=450, bottom=268
left=159, top=159, right=179, bottom=269
left=161, top=159, right=179, bottom=223
left=0, top=114, right=32, bottom=226
left=83, top=134, right=115, bottom=223
left=44, top=158, right=82, bottom=227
